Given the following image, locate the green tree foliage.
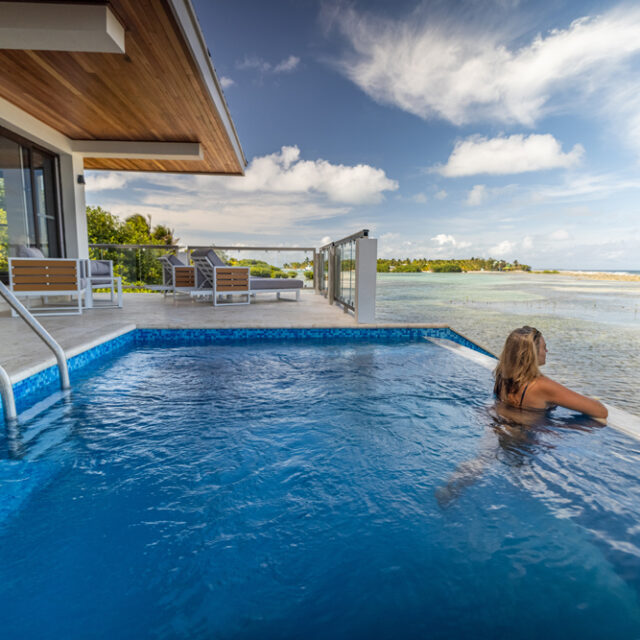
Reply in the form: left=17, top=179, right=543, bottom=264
left=376, top=257, right=531, bottom=273
left=0, top=178, right=8, bottom=275
left=249, top=266, right=272, bottom=278
left=233, top=258, right=294, bottom=279
left=87, top=206, right=308, bottom=286
left=431, top=263, right=462, bottom=272
left=87, top=206, right=178, bottom=289
left=0, top=207, right=8, bottom=275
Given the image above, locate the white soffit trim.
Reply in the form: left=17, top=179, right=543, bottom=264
left=71, top=140, right=203, bottom=160
left=166, top=0, right=246, bottom=172
left=0, top=2, right=125, bottom=53
left=0, top=95, right=73, bottom=154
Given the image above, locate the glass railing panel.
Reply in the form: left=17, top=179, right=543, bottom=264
left=187, top=246, right=316, bottom=288
left=89, top=244, right=179, bottom=291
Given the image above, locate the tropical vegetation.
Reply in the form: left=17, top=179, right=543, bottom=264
left=377, top=257, right=531, bottom=273
left=86, top=206, right=304, bottom=289
left=87, top=206, right=178, bottom=289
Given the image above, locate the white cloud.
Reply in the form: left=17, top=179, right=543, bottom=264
left=412, top=192, right=428, bottom=203
left=534, top=172, right=640, bottom=202
left=102, top=194, right=349, bottom=245
left=331, top=5, right=640, bottom=126
left=85, top=147, right=396, bottom=245
left=550, top=229, right=570, bottom=240
left=490, top=240, right=516, bottom=256
left=220, top=76, right=235, bottom=89
left=237, top=56, right=272, bottom=73
left=274, top=55, right=300, bottom=73
left=237, top=54, right=300, bottom=75
left=466, top=184, right=487, bottom=206
left=229, top=146, right=398, bottom=204
left=436, top=134, right=584, bottom=177
left=431, top=234, right=471, bottom=249
left=85, top=173, right=128, bottom=191
left=432, top=233, right=456, bottom=246
left=522, top=235, right=533, bottom=250
left=435, top=190, right=447, bottom=200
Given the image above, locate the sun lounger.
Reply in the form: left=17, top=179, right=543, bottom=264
left=17, top=246, right=122, bottom=309
left=158, top=254, right=199, bottom=301
left=213, top=266, right=250, bottom=306
left=190, top=248, right=303, bottom=303
left=8, top=257, right=90, bottom=315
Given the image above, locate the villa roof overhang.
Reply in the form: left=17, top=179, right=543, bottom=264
left=0, top=0, right=246, bottom=175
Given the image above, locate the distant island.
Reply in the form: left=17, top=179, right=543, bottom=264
left=377, top=258, right=531, bottom=273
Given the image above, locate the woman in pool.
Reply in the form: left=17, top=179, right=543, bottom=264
left=494, top=326, right=607, bottom=419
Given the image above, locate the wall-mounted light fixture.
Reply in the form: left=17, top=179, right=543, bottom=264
left=77, top=174, right=86, bottom=185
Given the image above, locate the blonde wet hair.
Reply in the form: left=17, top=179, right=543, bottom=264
left=494, top=326, right=543, bottom=402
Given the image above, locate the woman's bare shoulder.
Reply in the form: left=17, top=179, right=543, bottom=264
left=534, top=375, right=570, bottom=398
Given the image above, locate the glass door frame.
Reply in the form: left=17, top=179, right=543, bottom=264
left=0, top=124, right=65, bottom=258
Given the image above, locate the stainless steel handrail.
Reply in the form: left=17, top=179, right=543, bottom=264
left=0, top=281, right=70, bottom=423
left=318, top=229, right=368, bottom=252
left=89, top=244, right=180, bottom=250
left=0, top=364, right=17, bottom=423
left=188, top=245, right=316, bottom=252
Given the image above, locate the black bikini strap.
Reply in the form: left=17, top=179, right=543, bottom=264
left=519, top=383, right=530, bottom=407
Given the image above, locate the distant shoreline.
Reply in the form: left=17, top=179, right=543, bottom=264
left=381, top=270, right=640, bottom=282
left=555, top=270, right=640, bottom=282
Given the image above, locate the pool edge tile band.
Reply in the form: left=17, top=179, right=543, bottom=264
left=7, top=327, right=639, bottom=444
left=3, top=328, right=137, bottom=418
left=2, top=327, right=492, bottom=419
left=133, top=327, right=495, bottom=358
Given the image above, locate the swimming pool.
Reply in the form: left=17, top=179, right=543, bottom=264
left=1, top=331, right=640, bottom=639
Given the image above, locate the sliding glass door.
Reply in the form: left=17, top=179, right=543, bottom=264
left=0, top=128, right=63, bottom=282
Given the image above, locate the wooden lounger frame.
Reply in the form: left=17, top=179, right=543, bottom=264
left=173, top=265, right=197, bottom=301
left=8, top=257, right=89, bottom=315
left=213, top=266, right=250, bottom=306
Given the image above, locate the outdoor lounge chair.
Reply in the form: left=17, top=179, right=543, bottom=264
left=16, top=246, right=122, bottom=309
left=158, top=253, right=198, bottom=301
left=213, top=265, right=250, bottom=306
left=86, top=258, right=123, bottom=308
left=8, top=256, right=90, bottom=315
left=190, top=248, right=303, bottom=304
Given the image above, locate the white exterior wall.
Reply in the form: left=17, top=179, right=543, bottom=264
left=355, top=237, right=377, bottom=324
left=0, top=96, right=88, bottom=259
left=59, top=153, right=88, bottom=258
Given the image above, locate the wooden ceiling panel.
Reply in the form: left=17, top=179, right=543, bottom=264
left=0, top=0, right=244, bottom=174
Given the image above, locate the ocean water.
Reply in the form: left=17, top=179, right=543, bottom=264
left=376, top=272, right=640, bottom=415
left=1, top=340, right=640, bottom=639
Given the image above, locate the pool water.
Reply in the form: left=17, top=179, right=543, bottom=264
left=1, top=339, right=640, bottom=639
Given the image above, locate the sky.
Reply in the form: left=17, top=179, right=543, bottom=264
left=85, top=0, right=640, bottom=269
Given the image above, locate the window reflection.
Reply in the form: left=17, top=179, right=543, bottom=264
left=0, top=130, right=61, bottom=281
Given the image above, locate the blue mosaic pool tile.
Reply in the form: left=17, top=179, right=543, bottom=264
left=1, top=329, right=136, bottom=418
left=134, top=326, right=494, bottom=358
left=2, top=326, right=494, bottom=422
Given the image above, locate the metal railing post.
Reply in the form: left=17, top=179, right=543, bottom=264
left=313, top=250, right=320, bottom=293
left=327, top=244, right=335, bottom=305
left=0, top=281, right=70, bottom=395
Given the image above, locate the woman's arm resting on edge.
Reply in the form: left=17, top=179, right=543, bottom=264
left=538, top=377, right=608, bottom=419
